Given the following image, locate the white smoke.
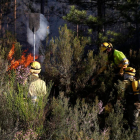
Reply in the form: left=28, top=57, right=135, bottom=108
left=36, top=14, right=50, bottom=41
left=27, top=13, right=50, bottom=55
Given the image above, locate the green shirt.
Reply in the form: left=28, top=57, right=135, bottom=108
left=109, top=49, right=129, bottom=68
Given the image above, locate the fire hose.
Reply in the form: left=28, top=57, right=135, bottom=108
left=28, top=13, right=50, bottom=61
left=29, top=13, right=40, bottom=61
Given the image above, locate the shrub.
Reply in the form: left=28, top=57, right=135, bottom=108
left=13, top=129, right=39, bottom=140
left=15, top=65, right=30, bottom=85
left=105, top=102, right=135, bottom=140
left=0, top=70, right=52, bottom=139
left=44, top=24, right=97, bottom=94
left=0, top=31, right=21, bottom=60
left=45, top=92, right=109, bottom=140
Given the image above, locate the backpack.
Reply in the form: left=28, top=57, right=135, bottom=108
left=132, top=80, right=140, bottom=95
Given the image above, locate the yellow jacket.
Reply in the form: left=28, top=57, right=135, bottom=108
left=111, top=49, right=129, bottom=72
left=97, top=49, right=129, bottom=75
left=27, top=74, right=47, bottom=102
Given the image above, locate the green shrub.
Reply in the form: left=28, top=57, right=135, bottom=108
left=44, top=24, right=97, bottom=94
left=0, top=70, right=52, bottom=139
left=46, top=92, right=110, bottom=140
left=1, top=26, right=140, bottom=140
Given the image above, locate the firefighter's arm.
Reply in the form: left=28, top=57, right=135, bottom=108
left=96, top=61, right=109, bottom=75
left=119, top=58, right=129, bottom=75
left=97, top=65, right=107, bottom=75
left=91, top=63, right=108, bottom=85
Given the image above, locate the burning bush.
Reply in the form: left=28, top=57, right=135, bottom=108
left=5, top=42, right=40, bottom=86
left=7, top=43, right=38, bottom=71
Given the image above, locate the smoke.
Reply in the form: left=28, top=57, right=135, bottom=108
left=27, top=13, right=50, bottom=55
left=37, top=14, right=50, bottom=40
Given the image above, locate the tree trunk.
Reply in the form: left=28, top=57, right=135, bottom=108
left=41, top=0, right=44, bottom=14
left=14, top=0, right=16, bottom=36
left=0, top=8, right=2, bottom=36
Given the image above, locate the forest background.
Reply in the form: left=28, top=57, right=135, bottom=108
left=1, top=0, right=140, bottom=140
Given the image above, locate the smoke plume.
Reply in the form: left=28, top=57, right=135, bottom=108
left=27, top=13, right=50, bottom=55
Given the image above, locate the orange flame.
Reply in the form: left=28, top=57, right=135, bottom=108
left=7, top=43, right=38, bottom=71
left=7, top=43, right=15, bottom=60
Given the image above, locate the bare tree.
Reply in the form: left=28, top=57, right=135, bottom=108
left=14, top=0, right=16, bottom=35
left=0, top=7, right=2, bottom=36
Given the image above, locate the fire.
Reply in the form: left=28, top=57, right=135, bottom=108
left=7, top=43, right=15, bottom=60
left=7, top=43, right=38, bottom=71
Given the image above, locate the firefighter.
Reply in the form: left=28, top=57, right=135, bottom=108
left=99, top=42, right=129, bottom=76
left=26, top=61, right=47, bottom=104
left=90, top=42, right=129, bottom=86
left=123, top=67, right=140, bottom=131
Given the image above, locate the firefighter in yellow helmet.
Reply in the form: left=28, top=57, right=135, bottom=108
left=122, top=67, right=140, bottom=131
left=100, top=42, right=129, bottom=76
left=27, top=61, right=47, bottom=104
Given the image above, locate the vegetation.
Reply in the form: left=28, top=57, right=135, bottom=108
left=1, top=0, right=140, bottom=139
left=0, top=25, right=140, bottom=140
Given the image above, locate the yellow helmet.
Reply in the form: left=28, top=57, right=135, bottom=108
left=124, top=67, right=136, bottom=76
left=30, top=61, right=41, bottom=74
left=100, top=42, right=113, bottom=52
